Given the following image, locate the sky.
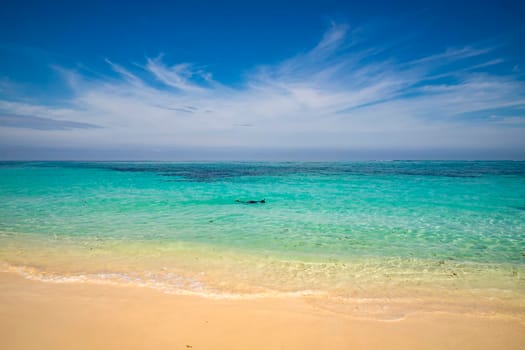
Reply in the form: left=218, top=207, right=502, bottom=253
left=0, top=0, right=524, bottom=160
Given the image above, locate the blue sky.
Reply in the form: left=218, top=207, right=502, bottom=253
left=0, top=0, right=524, bottom=160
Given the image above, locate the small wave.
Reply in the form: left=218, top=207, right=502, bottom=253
left=1, top=263, right=326, bottom=300
left=2, top=262, right=524, bottom=323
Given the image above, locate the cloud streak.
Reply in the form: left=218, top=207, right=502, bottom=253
left=0, top=114, right=100, bottom=130
left=0, top=23, right=524, bottom=158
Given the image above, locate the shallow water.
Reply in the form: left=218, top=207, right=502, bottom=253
left=1, top=161, right=524, bottom=317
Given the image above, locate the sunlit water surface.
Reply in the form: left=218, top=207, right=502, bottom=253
left=1, top=161, right=524, bottom=318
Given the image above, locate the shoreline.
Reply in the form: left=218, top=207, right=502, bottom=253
left=2, top=242, right=524, bottom=323
left=1, top=271, right=524, bottom=349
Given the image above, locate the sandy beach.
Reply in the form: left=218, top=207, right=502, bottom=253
left=1, top=271, right=523, bottom=350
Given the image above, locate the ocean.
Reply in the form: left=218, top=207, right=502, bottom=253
left=1, top=161, right=524, bottom=318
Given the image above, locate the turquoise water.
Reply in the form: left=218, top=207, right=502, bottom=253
left=1, top=161, right=524, bottom=309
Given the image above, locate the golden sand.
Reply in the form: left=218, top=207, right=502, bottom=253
left=1, top=272, right=524, bottom=350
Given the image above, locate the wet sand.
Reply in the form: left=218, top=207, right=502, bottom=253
left=1, top=272, right=523, bottom=350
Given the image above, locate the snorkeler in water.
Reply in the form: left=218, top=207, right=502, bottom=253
left=236, top=199, right=266, bottom=204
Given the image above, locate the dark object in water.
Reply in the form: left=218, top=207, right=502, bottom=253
left=236, top=198, right=266, bottom=204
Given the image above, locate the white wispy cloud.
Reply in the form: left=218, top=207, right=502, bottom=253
left=145, top=56, right=212, bottom=92
left=0, top=23, right=524, bottom=155
left=408, top=46, right=492, bottom=65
